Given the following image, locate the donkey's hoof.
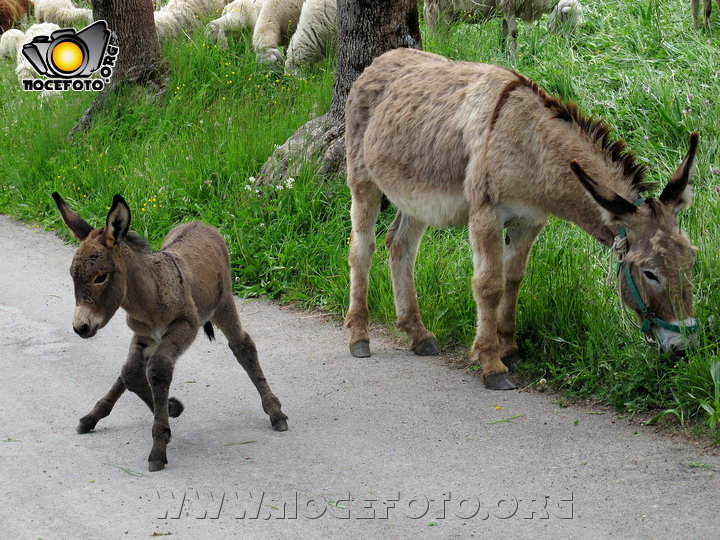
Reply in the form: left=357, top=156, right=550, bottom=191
left=76, top=416, right=97, bottom=434
left=350, top=340, right=371, bottom=358
left=148, top=460, right=166, bottom=472
left=273, top=418, right=288, bottom=432
left=412, top=337, right=440, bottom=356
left=501, top=352, right=523, bottom=370
left=483, top=372, right=518, bottom=390
left=168, top=397, right=184, bottom=418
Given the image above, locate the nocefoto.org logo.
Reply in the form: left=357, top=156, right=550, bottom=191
left=21, top=20, right=119, bottom=92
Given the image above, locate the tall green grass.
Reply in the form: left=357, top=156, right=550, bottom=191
left=1, top=0, right=719, bottom=432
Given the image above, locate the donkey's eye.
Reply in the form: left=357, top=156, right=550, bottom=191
left=94, top=273, right=109, bottom=284
left=643, top=270, right=659, bottom=282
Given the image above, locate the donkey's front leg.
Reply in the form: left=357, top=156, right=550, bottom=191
left=469, top=208, right=516, bottom=390
left=145, top=320, right=195, bottom=472
left=77, top=376, right=126, bottom=434
left=121, top=335, right=185, bottom=419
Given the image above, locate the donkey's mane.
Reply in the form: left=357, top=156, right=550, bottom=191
left=511, top=71, right=652, bottom=193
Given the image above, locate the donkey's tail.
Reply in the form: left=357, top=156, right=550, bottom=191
left=203, top=321, right=215, bottom=341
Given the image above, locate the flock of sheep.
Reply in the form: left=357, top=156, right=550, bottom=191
left=0, top=0, right=715, bottom=87
left=0, top=0, right=585, bottom=84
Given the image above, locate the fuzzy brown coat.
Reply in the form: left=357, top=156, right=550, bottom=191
left=344, top=48, right=698, bottom=390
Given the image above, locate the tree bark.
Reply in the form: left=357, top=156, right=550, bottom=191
left=93, top=0, right=164, bottom=84
left=257, top=0, right=421, bottom=185
left=71, top=0, right=167, bottom=136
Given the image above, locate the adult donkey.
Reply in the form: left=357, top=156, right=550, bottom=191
left=53, top=193, right=288, bottom=470
left=344, top=48, right=699, bottom=390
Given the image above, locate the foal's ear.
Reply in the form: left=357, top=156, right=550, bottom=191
left=51, top=192, right=93, bottom=242
left=570, top=161, right=638, bottom=222
left=104, top=194, right=131, bottom=248
left=660, top=131, right=698, bottom=214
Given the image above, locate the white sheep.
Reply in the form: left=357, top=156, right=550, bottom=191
left=252, top=0, right=303, bottom=64
left=284, top=0, right=335, bottom=72
left=0, top=28, right=24, bottom=58
left=33, top=0, right=93, bottom=27
left=547, top=0, right=583, bottom=32
left=15, top=22, right=61, bottom=82
left=205, top=0, right=265, bottom=48
left=155, top=0, right=226, bottom=44
left=424, top=0, right=582, bottom=49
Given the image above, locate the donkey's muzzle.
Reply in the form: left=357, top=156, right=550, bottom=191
left=73, top=322, right=98, bottom=339
left=654, top=319, right=698, bottom=360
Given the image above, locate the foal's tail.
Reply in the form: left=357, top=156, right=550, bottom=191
left=203, top=321, right=215, bottom=341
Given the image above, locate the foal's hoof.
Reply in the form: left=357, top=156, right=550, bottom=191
left=168, top=397, right=184, bottom=418
left=412, top=337, right=440, bottom=356
left=273, top=418, right=288, bottom=432
left=501, top=352, right=523, bottom=370
left=76, top=416, right=97, bottom=434
left=148, top=460, right=166, bottom=472
left=483, top=372, right=518, bottom=390
left=350, top=340, right=371, bottom=358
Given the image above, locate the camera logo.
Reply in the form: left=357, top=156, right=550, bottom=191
left=21, top=20, right=119, bottom=92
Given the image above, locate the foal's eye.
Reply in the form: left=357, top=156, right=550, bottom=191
left=643, top=270, right=659, bottom=282
left=93, top=273, right=109, bottom=284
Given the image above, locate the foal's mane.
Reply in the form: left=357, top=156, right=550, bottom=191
left=97, top=228, right=150, bottom=251
left=505, top=71, right=653, bottom=194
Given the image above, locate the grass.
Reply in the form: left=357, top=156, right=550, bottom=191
left=1, top=1, right=719, bottom=435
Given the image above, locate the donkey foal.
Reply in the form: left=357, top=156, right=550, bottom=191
left=53, top=193, right=288, bottom=471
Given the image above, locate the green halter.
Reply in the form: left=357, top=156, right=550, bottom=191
left=615, top=198, right=699, bottom=336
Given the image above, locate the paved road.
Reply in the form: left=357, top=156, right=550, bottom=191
left=0, top=215, right=718, bottom=539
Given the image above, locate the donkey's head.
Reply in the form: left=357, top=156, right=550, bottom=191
left=570, top=132, right=699, bottom=358
left=52, top=192, right=132, bottom=339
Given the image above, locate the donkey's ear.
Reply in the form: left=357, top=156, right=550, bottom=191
left=660, top=132, right=698, bottom=213
left=52, top=192, right=93, bottom=242
left=570, top=161, right=638, bottom=222
left=104, top=194, right=131, bottom=248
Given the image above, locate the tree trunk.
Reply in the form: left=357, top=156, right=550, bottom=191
left=257, top=0, right=421, bottom=185
left=71, top=0, right=166, bottom=136
left=93, top=0, right=164, bottom=83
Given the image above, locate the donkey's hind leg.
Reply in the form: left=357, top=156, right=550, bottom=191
left=344, top=179, right=383, bottom=358
left=77, top=376, right=126, bottom=434
left=213, top=300, right=288, bottom=432
left=385, top=211, right=438, bottom=355
left=498, top=220, right=545, bottom=370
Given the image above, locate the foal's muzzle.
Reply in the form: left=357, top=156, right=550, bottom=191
left=73, top=322, right=98, bottom=339
left=73, top=303, right=102, bottom=339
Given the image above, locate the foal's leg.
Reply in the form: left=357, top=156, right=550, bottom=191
left=344, top=179, right=383, bottom=358
left=120, top=335, right=185, bottom=418
left=212, top=298, right=288, bottom=431
left=76, top=376, right=126, bottom=434
left=498, top=220, right=545, bottom=369
left=468, top=207, right=516, bottom=390
left=385, top=211, right=438, bottom=355
left=145, top=321, right=195, bottom=471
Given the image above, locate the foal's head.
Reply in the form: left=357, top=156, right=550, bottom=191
left=52, top=193, right=134, bottom=339
left=570, top=133, right=699, bottom=358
